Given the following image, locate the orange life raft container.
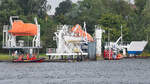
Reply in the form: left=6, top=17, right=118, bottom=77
left=8, top=20, right=37, bottom=36
left=71, top=24, right=94, bottom=42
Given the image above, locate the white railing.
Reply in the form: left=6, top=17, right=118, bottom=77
left=3, top=41, right=42, bottom=48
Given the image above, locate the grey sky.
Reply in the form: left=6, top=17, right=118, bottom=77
left=47, top=0, right=134, bottom=15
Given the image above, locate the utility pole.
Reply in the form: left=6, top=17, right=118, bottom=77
left=108, top=29, right=110, bottom=45
left=147, top=34, right=149, bottom=41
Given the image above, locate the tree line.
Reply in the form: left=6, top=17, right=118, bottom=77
left=0, top=0, right=150, bottom=53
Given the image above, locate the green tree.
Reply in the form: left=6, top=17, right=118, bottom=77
left=55, top=0, right=72, bottom=24
left=98, top=13, right=129, bottom=41
left=55, top=0, right=133, bottom=34
left=55, top=0, right=72, bottom=16
left=16, top=0, right=50, bottom=18
left=135, top=0, right=147, bottom=14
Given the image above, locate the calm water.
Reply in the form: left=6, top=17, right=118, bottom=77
left=0, top=59, right=150, bottom=84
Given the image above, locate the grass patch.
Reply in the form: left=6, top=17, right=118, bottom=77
left=140, top=52, right=150, bottom=57
left=0, top=53, right=11, bottom=61
left=39, top=53, right=49, bottom=59
left=0, top=52, right=149, bottom=61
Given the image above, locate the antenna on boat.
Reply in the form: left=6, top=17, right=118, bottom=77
left=83, top=21, right=88, bottom=43
left=108, top=28, right=110, bottom=46
left=121, top=25, right=123, bottom=45
left=147, top=34, right=149, bottom=41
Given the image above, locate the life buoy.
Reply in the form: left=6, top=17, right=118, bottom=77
left=117, top=54, right=122, bottom=59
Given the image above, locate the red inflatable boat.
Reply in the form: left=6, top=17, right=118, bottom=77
left=13, top=54, right=45, bottom=63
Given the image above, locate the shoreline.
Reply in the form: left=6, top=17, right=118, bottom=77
left=0, top=56, right=149, bottom=62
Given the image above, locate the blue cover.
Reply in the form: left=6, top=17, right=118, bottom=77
left=127, top=51, right=143, bottom=55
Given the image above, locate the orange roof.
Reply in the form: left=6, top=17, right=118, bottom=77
left=8, top=20, right=37, bottom=36
left=71, top=24, right=93, bottom=42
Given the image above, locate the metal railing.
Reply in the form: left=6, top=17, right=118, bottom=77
left=105, top=41, right=130, bottom=46
left=46, top=48, right=56, bottom=54
left=3, top=41, right=43, bottom=48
